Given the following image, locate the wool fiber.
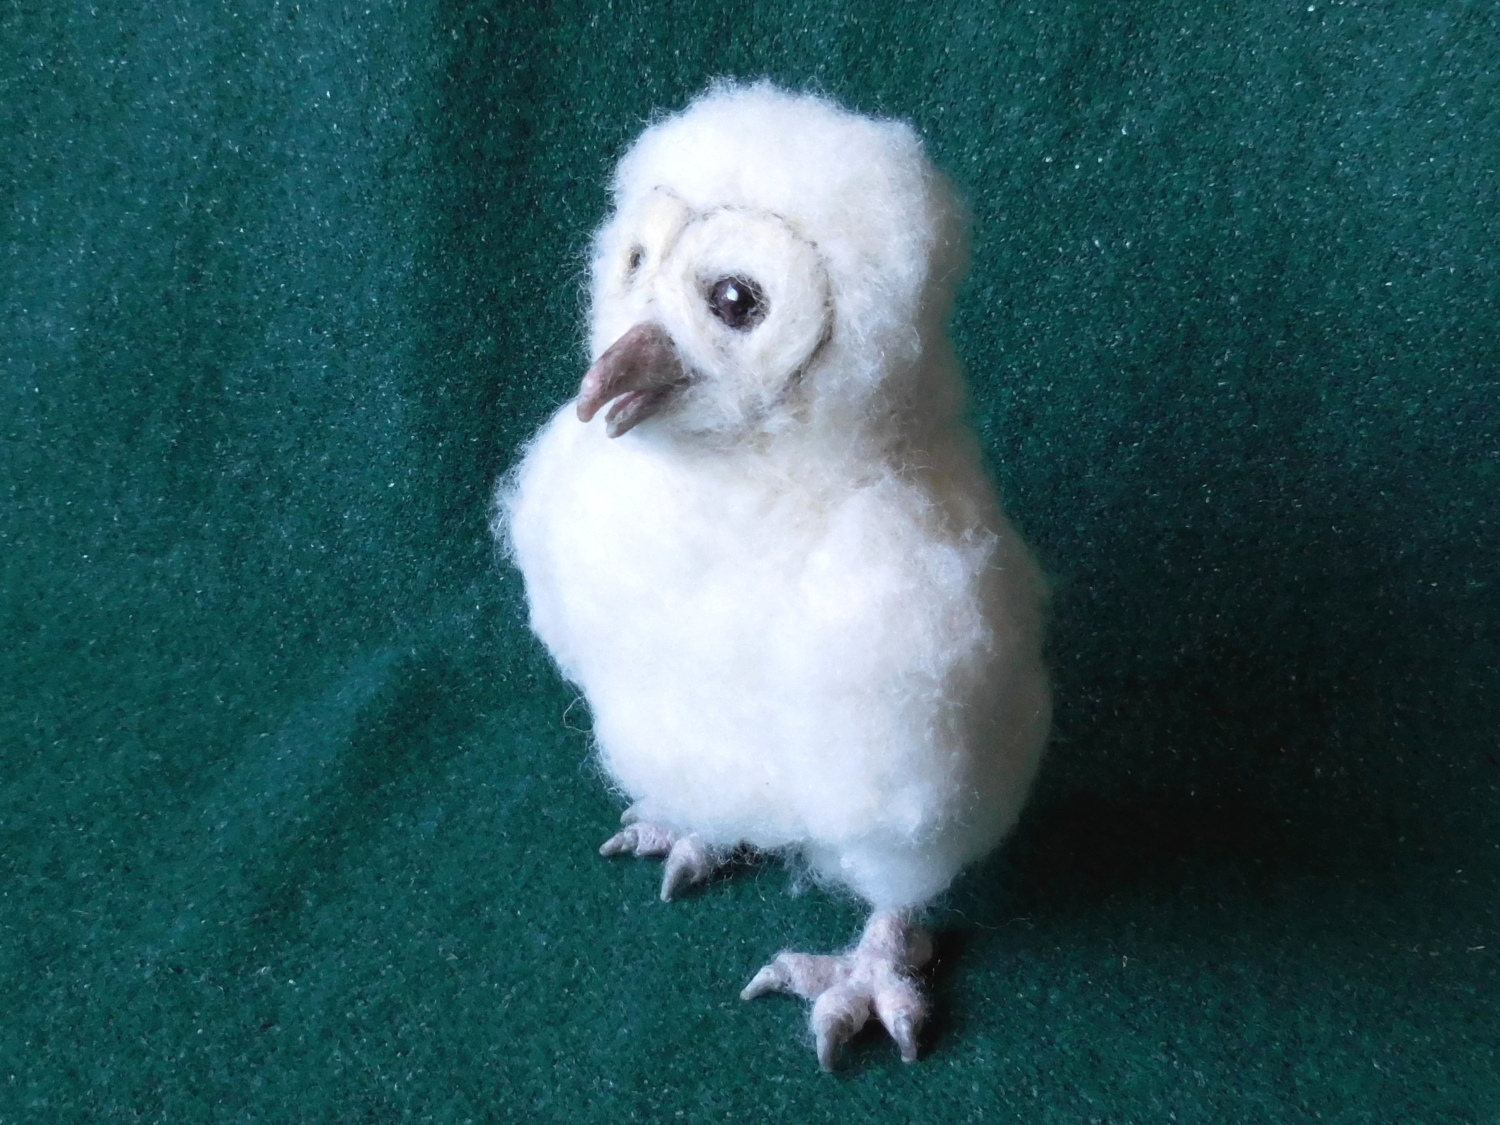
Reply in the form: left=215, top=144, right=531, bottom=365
left=499, top=81, right=1050, bottom=912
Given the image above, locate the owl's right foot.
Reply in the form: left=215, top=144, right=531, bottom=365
left=599, top=807, right=727, bottom=902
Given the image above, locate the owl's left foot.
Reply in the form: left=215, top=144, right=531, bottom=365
left=598, top=808, right=727, bottom=902
left=740, top=911, right=932, bottom=1070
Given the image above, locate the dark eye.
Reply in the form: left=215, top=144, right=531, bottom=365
left=707, top=276, right=767, bottom=331
left=626, top=245, right=644, bottom=275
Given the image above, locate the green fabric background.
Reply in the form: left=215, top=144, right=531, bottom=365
left=3, top=0, right=1497, bottom=1120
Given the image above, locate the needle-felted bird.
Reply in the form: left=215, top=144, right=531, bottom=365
left=498, top=81, right=1050, bottom=1070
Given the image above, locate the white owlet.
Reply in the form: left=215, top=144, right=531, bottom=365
left=498, top=81, right=1050, bottom=1070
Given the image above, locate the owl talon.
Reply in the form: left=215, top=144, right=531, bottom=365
left=599, top=821, right=727, bottom=900
left=889, top=1013, right=919, bottom=1064
left=741, top=911, right=931, bottom=1070
left=739, top=962, right=786, bottom=1002
left=659, top=834, right=723, bottom=901
left=598, top=821, right=675, bottom=858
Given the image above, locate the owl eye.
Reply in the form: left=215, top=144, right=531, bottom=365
left=625, top=245, right=644, bottom=277
left=707, top=276, right=767, bottom=331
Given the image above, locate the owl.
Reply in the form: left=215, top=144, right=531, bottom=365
left=499, top=82, right=1050, bottom=1069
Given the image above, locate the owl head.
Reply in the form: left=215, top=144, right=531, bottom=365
left=576, top=82, right=967, bottom=445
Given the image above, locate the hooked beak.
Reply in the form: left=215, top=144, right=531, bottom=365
left=575, top=322, right=688, bottom=438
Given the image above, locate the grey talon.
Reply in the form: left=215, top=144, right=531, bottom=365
left=659, top=834, right=717, bottom=901
left=892, top=1014, right=919, bottom=1063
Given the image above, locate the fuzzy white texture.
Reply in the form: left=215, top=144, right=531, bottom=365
left=499, top=82, right=1050, bottom=910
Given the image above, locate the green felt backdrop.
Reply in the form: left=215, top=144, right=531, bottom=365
left=3, top=1, right=1497, bottom=1121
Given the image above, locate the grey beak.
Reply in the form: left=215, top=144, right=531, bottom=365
left=575, top=322, right=688, bottom=438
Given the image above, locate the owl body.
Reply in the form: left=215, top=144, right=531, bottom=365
left=500, top=83, right=1049, bottom=913
left=507, top=399, right=1048, bottom=909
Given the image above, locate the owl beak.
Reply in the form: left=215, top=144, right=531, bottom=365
left=575, top=322, right=688, bottom=438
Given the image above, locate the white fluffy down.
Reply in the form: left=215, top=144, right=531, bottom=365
left=499, top=82, right=1050, bottom=910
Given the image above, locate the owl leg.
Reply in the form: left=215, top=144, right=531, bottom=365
left=740, top=911, right=932, bottom=1070
left=598, top=806, right=728, bottom=902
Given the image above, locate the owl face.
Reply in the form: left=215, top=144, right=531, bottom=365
left=577, top=188, right=833, bottom=438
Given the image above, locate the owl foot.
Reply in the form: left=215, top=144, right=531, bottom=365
left=740, top=911, right=933, bottom=1070
left=598, top=808, right=726, bottom=902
